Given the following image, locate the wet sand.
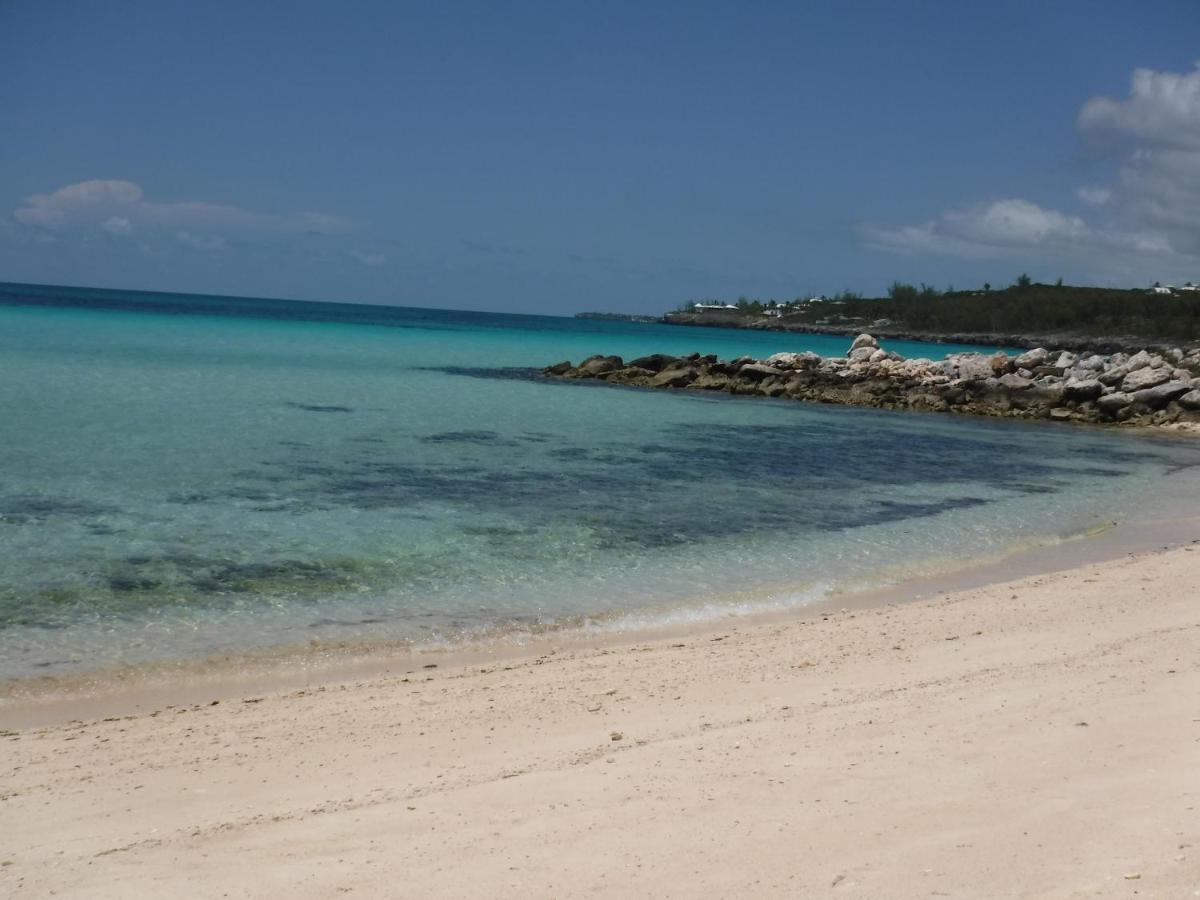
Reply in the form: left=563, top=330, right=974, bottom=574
left=2, top=538, right=1199, bottom=898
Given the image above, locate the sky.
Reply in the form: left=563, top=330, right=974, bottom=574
left=1, top=0, right=1199, bottom=314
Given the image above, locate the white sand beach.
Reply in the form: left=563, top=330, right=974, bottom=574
left=2, top=543, right=1198, bottom=898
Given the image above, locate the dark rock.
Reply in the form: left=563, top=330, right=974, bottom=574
left=627, top=354, right=678, bottom=373
left=1097, top=392, right=1132, bottom=416
left=1062, top=378, right=1104, bottom=402
left=1177, top=389, right=1200, bottom=410
left=737, top=363, right=786, bottom=381
left=652, top=366, right=698, bottom=388
left=602, top=366, right=655, bottom=384
left=1129, top=380, right=1191, bottom=408
left=688, top=373, right=733, bottom=391
left=576, top=355, right=624, bottom=377
left=544, top=360, right=573, bottom=376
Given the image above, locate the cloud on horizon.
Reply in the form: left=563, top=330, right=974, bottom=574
left=863, top=63, right=1200, bottom=278
left=12, top=179, right=352, bottom=249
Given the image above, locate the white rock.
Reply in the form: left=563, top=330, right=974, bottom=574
left=1013, top=348, right=1049, bottom=369
left=1122, top=366, right=1172, bottom=392
left=848, top=333, right=879, bottom=355
left=1125, top=350, right=1153, bottom=371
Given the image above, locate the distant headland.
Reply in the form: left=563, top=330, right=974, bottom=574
left=578, top=275, right=1200, bottom=353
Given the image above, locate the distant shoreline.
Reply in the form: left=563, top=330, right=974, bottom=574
left=573, top=308, right=1190, bottom=355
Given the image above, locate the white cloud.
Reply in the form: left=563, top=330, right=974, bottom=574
left=100, top=215, right=133, bottom=236
left=13, top=179, right=351, bottom=242
left=863, top=64, right=1200, bottom=278
left=863, top=199, right=1091, bottom=258
left=1078, top=64, right=1200, bottom=151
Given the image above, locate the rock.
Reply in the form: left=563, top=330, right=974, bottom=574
left=576, top=355, right=624, bottom=377
left=765, top=351, right=820, bottom=369
left=848, top=333, right=879, bottom=354
left=1013, top=348, right=1049, bottom=369
left=1026, top=382, right=1066, bottom=406
left=951, top=354, right=996, bottom=380
left=1031, top=365, right=1066, bottom=378
left=1097, top=366, right=1128, bottom=386
left=602, top=366, right=655, bottom=384
left=1062, top=378, right=1104, bottom=401
left=651, top=366, right=697, bottom=388
left=727, top=356, right=755, bottom=372
left=688, top=373, right=732, bottom=391
left=1121, top=366, right=1172, bottom=392
left=626, top=354, right=678, bottom=373
left=1097, top=391, right=1133, bottom=415
left=737, top=363, right=785, bottom=381
left=1125, top=349, right=1153, bottom=371
left=998, top=373, right=1033, bottom=390
left=1129, top=380, right=1191, bottom=408
left=542, top=342, right=1200, bottom=429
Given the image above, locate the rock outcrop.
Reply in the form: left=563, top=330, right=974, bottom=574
left=544, top=337, right=1200, bottom=428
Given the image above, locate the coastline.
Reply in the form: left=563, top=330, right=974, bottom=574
left=658, top=311, right=1193, bottom=355
left=1, top=500, right=1194, bottom=729
left=2, top=528, right=1198, bottom=897
left=546, top=341, right=1200, bottom=427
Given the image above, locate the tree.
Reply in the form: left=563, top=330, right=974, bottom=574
left=1055, top=277, right=1063, bottom=287
left=887, top=281, right=919, bottom=302
left=983, top=282, right=991, bottom=292
left=1016, top=273, right=1032, bottom=288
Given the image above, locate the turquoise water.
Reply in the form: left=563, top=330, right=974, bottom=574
left=3, top=282, right=1200, bottom=680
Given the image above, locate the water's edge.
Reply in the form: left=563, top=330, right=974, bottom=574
left=5, top=505, right=1196, bottom=730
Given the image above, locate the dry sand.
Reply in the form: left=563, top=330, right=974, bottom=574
left=2, top=544, right=1198, bottom=898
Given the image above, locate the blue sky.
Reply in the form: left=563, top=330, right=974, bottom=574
left=2, top=1, right=1198, bottom=313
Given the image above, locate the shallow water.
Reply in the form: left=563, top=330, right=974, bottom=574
left=3, top=282, right=1199, bottom=680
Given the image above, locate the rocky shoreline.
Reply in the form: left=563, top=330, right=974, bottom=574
left=543, top=335, right=1200, bottom=427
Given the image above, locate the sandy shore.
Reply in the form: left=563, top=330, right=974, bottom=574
left=2, top=544, right=1199, bottom=898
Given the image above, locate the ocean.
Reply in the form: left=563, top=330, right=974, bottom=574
left=2, top=281, right=1199, bottom=681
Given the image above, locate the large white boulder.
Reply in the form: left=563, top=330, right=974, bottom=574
left=847, top=334, right=878, bottom=355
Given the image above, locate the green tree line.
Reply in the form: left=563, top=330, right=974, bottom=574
left=682, top=278, right=1200, bottom=341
